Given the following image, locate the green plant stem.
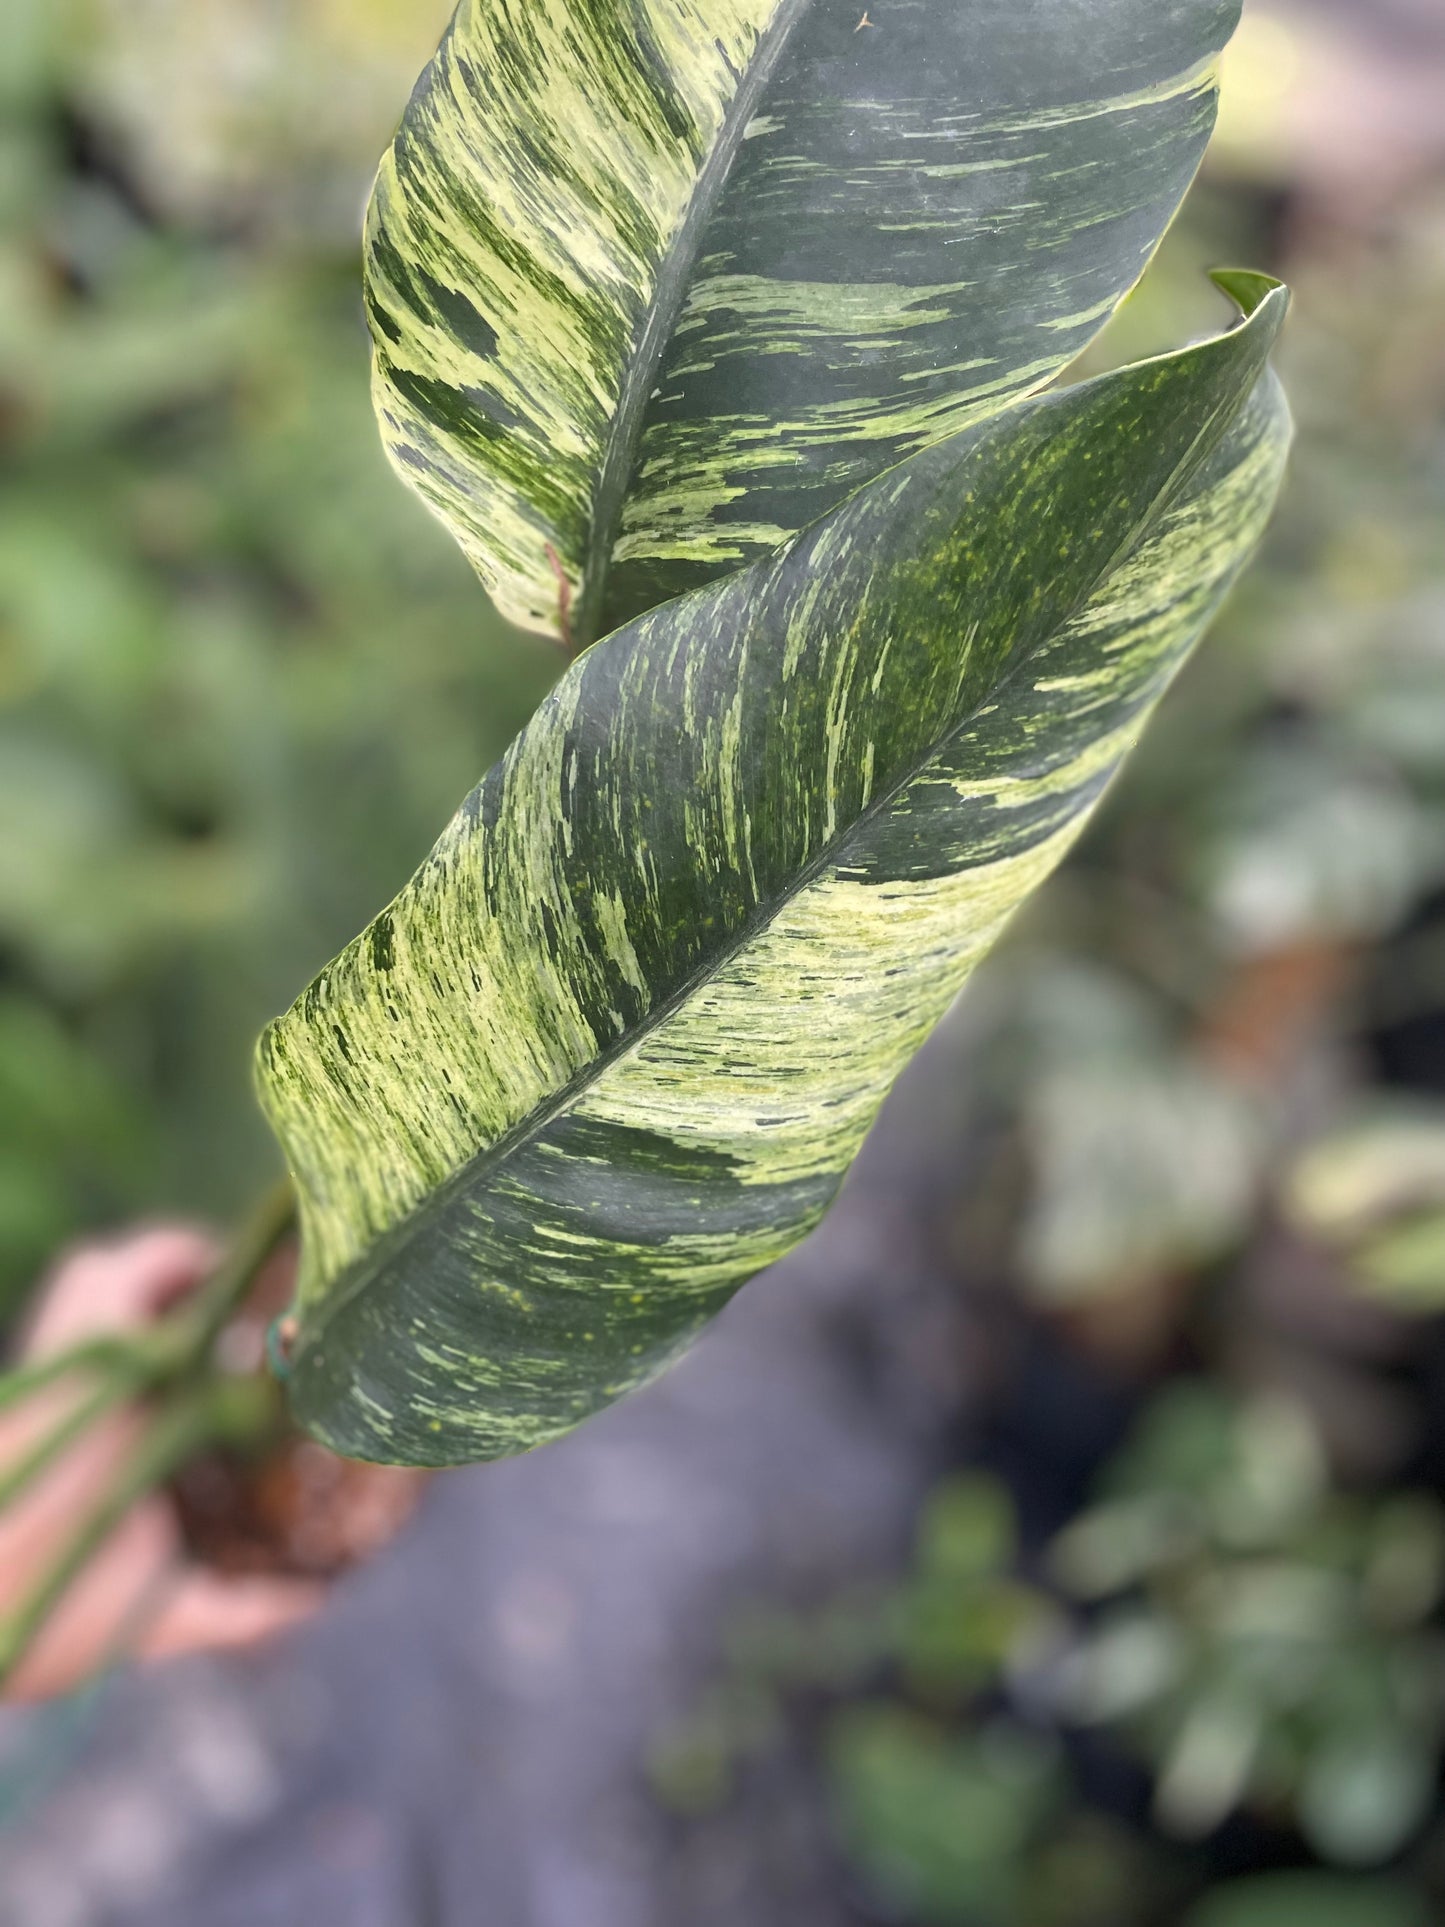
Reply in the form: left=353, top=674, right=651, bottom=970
left=0, top=1389, right=228, bottom=1693
left=0, top=1379, right=135, bottom=1517
left=0, top=1336, right=164, bottom=1416
left=180, top=1175, right=299, bottom=1358
left=0, top=1178, right=297, bottom=1422
left=0, top=1178, right=298, bottom=1694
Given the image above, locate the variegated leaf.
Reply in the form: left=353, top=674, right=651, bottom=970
left=258, top=276, right=1290, bottom=1465
left=367, top=0, right=1242, bottom=644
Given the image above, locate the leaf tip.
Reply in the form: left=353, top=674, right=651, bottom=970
left=1209, top=268, right=1289, bottom=324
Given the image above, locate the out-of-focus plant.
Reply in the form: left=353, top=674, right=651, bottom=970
left=654, top=1391, right=1445, bottom=1917
left=648, top=1475, right=1153, bottom=1920
left=986, top=961, right=1263, bottom=1306
left=828, top=1706, right=1150, bottom=1927
left=1284, top=1103, right=1445, bottom=1306
left=1049, top=1383, right=1445, bottom=1867
left=819, top=1482, right=1150, bottom=1925
left=648, top=1476, right=1060, bottom=1816
left=0, top=0, right=541, bottom=1315
left=1182, top=1871, right=1431, bottom=1927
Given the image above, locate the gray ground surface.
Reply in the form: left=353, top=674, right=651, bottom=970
left=0, top=1016, right=985, bottom=1927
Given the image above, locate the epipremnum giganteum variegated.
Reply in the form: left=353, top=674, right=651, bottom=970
left=258, top=255, right=1291, bottom=1458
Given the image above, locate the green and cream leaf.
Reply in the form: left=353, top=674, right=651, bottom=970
left=258, top=277, right=1291, bottom=1466
left=367, top=0, right=1243, bottom=643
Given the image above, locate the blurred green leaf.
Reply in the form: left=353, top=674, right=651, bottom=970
left=1184, top=1873, right=1430, bottom=1927
left=916, top=1477, right=1018, bottom=1586
left=1021, top=1054, right=1260, bottom=1303
left=1285, top=1105, right=1445, bottom=1308
left=1154, top=1688, right=1262, bottom=1840
left=1200, top=746, right=1437, bottom=952
left=1299, top=1729, right=1436, bottom=1868
left=829, top=1706, right=1065, bottom=1926
left=1044, top=1384, right=1445, bottom=1863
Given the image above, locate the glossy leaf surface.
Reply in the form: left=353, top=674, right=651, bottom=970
left=366, top=0, right=1242, bottom=642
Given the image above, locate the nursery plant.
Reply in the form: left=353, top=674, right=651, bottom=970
left=649, top=1418, right=1445, bottom=1921
left=1049, top=1383, right=1445, bottom=1867
left=0, top=0, right=1290, bottom=1681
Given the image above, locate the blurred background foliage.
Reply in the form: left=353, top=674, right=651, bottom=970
left=5, top=0, right=1445, bottom=1919
left=0, top=0, right=551, bottom=1309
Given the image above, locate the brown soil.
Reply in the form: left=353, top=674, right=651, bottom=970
left=170, top=1242, right=429, bottom=1580
left=172, top=1436, right=429, bottom=1580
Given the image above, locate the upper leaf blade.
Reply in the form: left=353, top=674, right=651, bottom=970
left=259, top=278, right=1289, bottom=1466
left=367, top=0, right=1242, bottom=643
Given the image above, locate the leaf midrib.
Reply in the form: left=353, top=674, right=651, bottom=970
left=573, top=0, right=813, bottom=647
left=293, top=376, right=1244, bottom=1361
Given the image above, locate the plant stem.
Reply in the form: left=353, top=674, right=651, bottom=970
left=0, top=1389, right=222, bottom=1694
left=0, top=1177, right=297, bottom=1421
left=0, top=1178, right=299, bottom=1692
left=0, top=1379, right=134, bottom=1517
left=0, top=1337, right=162, bottom=1416
left=181, top=1175, right=298, bottom=1358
